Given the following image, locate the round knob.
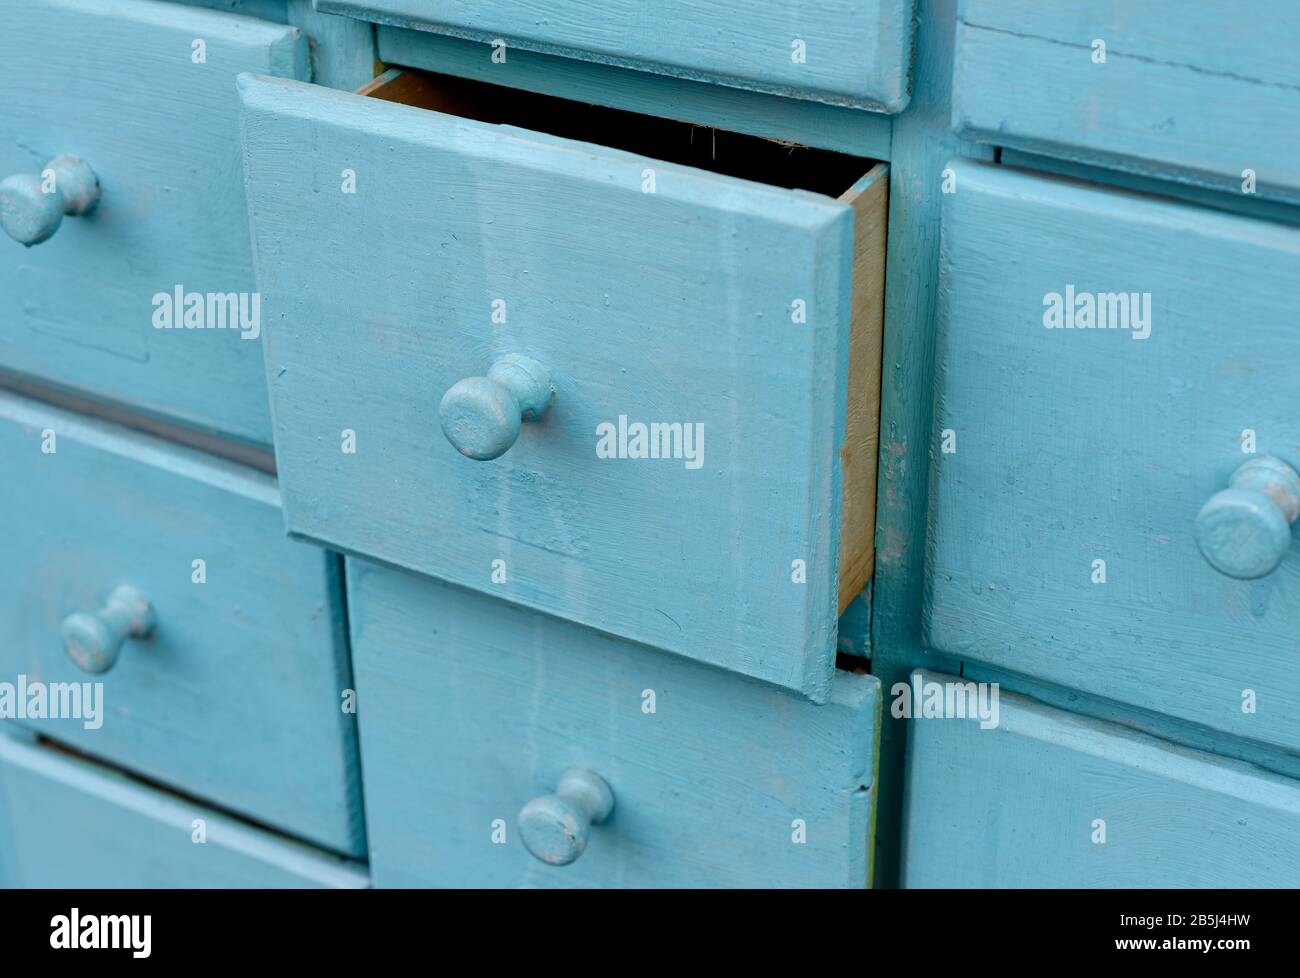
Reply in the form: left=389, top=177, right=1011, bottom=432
left=439, top=353, right=554, bottom=460
left=0, top=155, right=100, bottom=246
left=1196, top=455, right=1300, bottom=579
left=518, top=767, right=614, bottom=866
left=60, top=585, right=155, bottom=674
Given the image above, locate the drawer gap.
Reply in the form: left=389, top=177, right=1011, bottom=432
left=357, top=68, right=879, bottom=198
left=32, top=736, right=364, bottom=863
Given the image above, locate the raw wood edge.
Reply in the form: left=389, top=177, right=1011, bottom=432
left=836, top=163, right=888, bottom=614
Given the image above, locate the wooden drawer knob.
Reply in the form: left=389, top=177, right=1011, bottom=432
left=439, top=354, right=554, bottom=460
left=1196, top=456, right=1300, bottom=579
left=0, top=155, right=100, bottom=246
left=60, top=585, right=155, bottom=674
left=518, top=767, right=614, bottom=866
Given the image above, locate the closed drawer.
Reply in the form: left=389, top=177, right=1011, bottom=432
left=902, top=671, right=1300, bottom=887
left=953, top=0, right=1300, bottom=204
left=320, top=0, right=912, bottom=111
left=239, top=71, right=887, bottom=701
left=0, top=391, right=364, bottom=856
left=0, top=0, right=308, bottom=444
left=348, top=558, right=880, bottom=888
left=0, top=732, right=367, bottom=887
left=925, top=162, right=1300, bottom=752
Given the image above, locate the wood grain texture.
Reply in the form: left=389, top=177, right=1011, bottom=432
left=0, top=390, right=365, bottom=856
left=239, top=73, right=884, bottom=700
left=322, top=0, right=913, bottom=111
left=953, top=0, right=1300, bottom=203
left=926, top=161, right=1300, bottom=752
left=375, top=27, right=893, bottom=158
left=902, top=671, right=1300, bottom=887
left=837, top=167, right=888, bottom=612
left=0, top=0, right=308, bottom=446
left=347, top=558, right=880, bottom=888
left=0, top=732, right=368, bottom=887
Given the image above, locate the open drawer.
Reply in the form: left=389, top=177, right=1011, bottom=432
left=238, top=69, right=886, bottom=700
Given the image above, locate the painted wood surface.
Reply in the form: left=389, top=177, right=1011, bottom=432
left=902, top=671, right=1300, bottom=887
left=183, top=0, right=292, bottom=21
left=0, top=391, right=365, bottom=856
left=925, top=161, right=1300, bottom=753
left=953, top=0, right=1300, bottom=203
left=240, top=73, right=885, bottom=700
left=0, top=731, right=368, bottom=887
left=0, top=0, right=308, bottom=446
left=321, top=0, right=913, bottom=111
left=286, top=0, right=378, bottom=91
left=375, top=28, right=893, bottom=158
left=346, top=558, right=880, bottom=887
left=180, top=0, right=379, bottom=90
left=864, top=0, right=995, bottom=887
left=1000, top=149, right=1300, bottom=230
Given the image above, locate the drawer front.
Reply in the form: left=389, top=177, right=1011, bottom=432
left=239, top=73, right=886, bottom=700
left=0, top=391, right=364, bottom=856
left=0, top=0, right=308, bottom=444
left=953, top=0, right=1300, bottom=203
left=348, top=558, right=880, bottom=888
left=319, top=0, right=912, bottom=111
left=0, top=732, right=367, bottom=887
left=902, top=672, right=1300, bottom=887
left=925, top=162, right=1300, bottom=751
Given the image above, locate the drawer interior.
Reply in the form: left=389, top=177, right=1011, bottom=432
left=357, top=68, right=887, bottom=614
left=359, top=68, right=873, bottom=197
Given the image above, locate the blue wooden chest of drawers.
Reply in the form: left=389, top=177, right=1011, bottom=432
left=2, top=0, right=1297, bottom=891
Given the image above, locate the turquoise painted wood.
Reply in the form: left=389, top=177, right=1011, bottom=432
left=863, top=0, right=995, bottom=888
left=239, top=73, right=880, bottom=700
left=60, top=585, right=157, bottom=675
left=0, top=731, right=368, bottom=888
left=902, top=671, right=1300, bottom=887
left=517, top=768, right=615, bottom=866
left=953, top=0, right=1300, bottom=204
left=0, top=155, right=100, bottom=246
left=346, top=557, right=880, bottom=887
left=999, top=149, right=1300, bottom=230
left=1196, top=456, right=1300, bottom=581
left=439, top=353, right=556, bottom=460
left=925, top=161, right=1300, bottom=753
left=376, top=28, right=893, bottom=158
left=183, top=0, right=292, bottom=21
left=285, top=0, right=379, bottom=91
left=321, top=0, right=913, bottom=111
left=0, top=0, right=308, bottom=445
left=0, top=391, right=365, bottom=857
left=182, top=0, right=380, bottom=90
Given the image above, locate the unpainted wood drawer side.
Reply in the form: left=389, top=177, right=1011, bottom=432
left=837, top=165, right=888, bottom=612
